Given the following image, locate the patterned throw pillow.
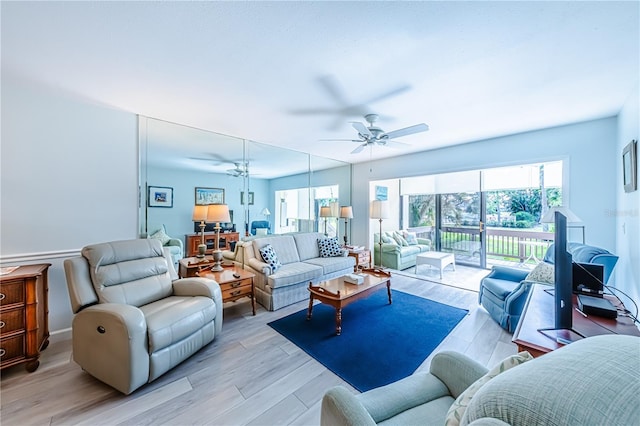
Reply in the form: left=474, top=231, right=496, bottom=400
left=403, top=231, right=418, bottom=245
left=381, top=233, right=395, bottom=244
left=259, top=244, right=282, bottom=273
left=444, top=351, right=533, bottom=426
left=393, top=232, right=409, bottom=246
left=148, top=227, right=171, bottom=245
left=318, top=237, right=343, bottom=258
left=525, top=261, right=554, bottom=284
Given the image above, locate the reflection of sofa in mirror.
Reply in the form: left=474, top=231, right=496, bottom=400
left=373, top=230, right=432, bottom=270
left=145, top=224, right=184, bottom=266
left=228, top=232, right=355, bottom=310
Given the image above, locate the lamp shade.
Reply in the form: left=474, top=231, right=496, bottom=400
left=319, top=206, right=332, bottom=218
left=370, top=200, right=390, bottom=219
left=206, top=204, right=231, bottom=223
left=339, top=206, right=354, bottom=219
left=261, top=207, right=271, bottom=216
left=192, top=205, right=208, bottom=221
left=540, top=206, right=582, bottom=223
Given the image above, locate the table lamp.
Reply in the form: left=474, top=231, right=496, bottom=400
left=339, top=206, right=353, bottom=246
left=192, top=205, right=209, bottom=258
left=370, top=200, right=390, bottom=267
left=206, top=204, right=231, bottom=271
left=540, top=205, right=584, bottom=243
left=319, top=206, right=332, bottom=236
left=261, top=207, right=271, bottom=219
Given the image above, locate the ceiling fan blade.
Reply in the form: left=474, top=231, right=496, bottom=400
left=385, top=123, right=429, bottom=139
left=318, top=75, right=350, bottom=106
left=288, top=107, right=345, bottom=116
left=351, top=122, right=372, bottom=138
left=351, top=143, right=367, bottom=154
left=318, top=139, right=362, bottom=142
left=362, top=84, right=411, bottom=105
left=384, top=140, right=411, bottom=149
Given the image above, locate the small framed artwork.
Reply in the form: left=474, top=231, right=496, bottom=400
left=195, top=187, right=225, bottom=205
left=241, top=191, right=255, bottom=205
left=375, top=185, right=388, bottom=201
left=623, top=140, right=637, bottom=193
left=148, top=186, right=173, bottom=208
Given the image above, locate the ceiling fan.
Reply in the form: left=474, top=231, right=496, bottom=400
left=226, top=162, right=248, bottom=177
left=323, top=114, right=429, bottom=154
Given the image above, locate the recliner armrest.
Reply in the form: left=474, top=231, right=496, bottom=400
left=173, top=277, right=222, bottom=303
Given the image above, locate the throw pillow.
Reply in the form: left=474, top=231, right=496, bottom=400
left=444, top=351, right=534, bottom=426
left=259, top=244, right=282, bottom=273
left=148, top=227, right=171, bottom=245
left=318, top=237, right=343, bottom=258
left=403, top=231, right=418, bottom=245
left=381, top=233, right=395, bottom=244
left=525, top=261, right=554, bottom=284
left=392, top=232, right=409, bottom=246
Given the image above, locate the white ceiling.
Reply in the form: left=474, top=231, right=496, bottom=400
left=3, top=1, right=639, bottom=166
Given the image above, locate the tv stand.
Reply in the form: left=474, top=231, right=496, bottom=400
left=513, top=284, right=640, bottom=357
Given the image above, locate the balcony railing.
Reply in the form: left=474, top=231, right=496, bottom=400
left=407, top=225, right=554, bottom=265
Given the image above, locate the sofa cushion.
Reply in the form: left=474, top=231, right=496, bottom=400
left=318, top=237, right=343, bottom=258
left=381, top=233, right=395, bottom=244
left=304, top=256, right=355, bottom=275
left=267, top=262, right=323, bottom=289
left=140, top=295, right=216, bottom=353
left=253, top=235, right=300, bottom=264
left=293, top=232, right=324, bottom=260
left=399, top=245, right=422, bottom=256
left=525, top=261, right=554, bottom=284
left=393, top=231, right=409, bottom=246
left=403, top=231, right=419, bottom=245
left=445, top=351, right=533, bottom=426
left=259, top=244, right=282, bottom=273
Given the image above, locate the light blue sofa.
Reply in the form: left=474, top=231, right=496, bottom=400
left=479, top=242, right=619, bottom=332
left=321, top=334, right=640, bottom=425
left=373, top=231, right=431, bottom=270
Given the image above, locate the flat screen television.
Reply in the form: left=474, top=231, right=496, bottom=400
left=573, top=262, right=604, bottom=297
left=538, top=211, right=584, bottom=343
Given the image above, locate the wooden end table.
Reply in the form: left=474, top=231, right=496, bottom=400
left=197, top=266, right=256, bottom=315
left=347, top=249, right=371, bottom=271
left=307, top=268, right=392, bottom=335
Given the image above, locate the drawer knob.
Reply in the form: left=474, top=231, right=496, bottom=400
left=231, top=281, right=241, bottom=288
left=0, top=320, right=4, bottom=329
left=0, top=349, right=5, bottom=357
left=230, top=290, right=242, bottom=297
left=0, top=293, right=5, bottom=300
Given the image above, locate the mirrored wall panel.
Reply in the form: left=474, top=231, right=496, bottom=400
left=138, top=116, right=351, bottom=252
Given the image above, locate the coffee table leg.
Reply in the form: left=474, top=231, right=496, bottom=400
left=335, top=308, right=342, bottom=335
left=387, top=281, right=392, bottom=304
left=307, top=295, right=314, bottom=320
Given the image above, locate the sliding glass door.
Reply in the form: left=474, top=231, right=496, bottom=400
left=437, top=192, right=485, bottom=268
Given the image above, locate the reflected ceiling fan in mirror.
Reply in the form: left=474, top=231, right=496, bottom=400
left=226, top=162, right=248, bottom=177
left=322, top=113, right=429, bottom=154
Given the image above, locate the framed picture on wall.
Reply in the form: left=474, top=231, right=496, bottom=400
left=148, top=186, right=173, bottom=208
left=241, top=191, right=255, bottom=205
left=195, top=187, right=225, bottom=205
left=375, top=185, right=388, bottom=201
left=623, top=140, right=637, bottom=193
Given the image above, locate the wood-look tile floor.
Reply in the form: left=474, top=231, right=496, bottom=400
left=0, top=271, right=515, bottom=426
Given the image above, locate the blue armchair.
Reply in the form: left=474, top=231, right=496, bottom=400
left=479, top=242, right=618, bottom=333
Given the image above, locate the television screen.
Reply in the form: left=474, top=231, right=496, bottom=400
left=554, top=211, right=573, bottom=331
left=573, top=262, right=604, bottom=297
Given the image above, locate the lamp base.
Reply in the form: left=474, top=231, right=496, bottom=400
left=196, top=244, right=207, bottom=258
left=211, top=250, right=224, bottom=272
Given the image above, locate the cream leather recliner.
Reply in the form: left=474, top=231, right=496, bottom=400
left=64, top=239, right=223, bottom=394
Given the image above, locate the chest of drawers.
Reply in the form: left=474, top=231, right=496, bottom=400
left=0, top=263, right=50, bottom=372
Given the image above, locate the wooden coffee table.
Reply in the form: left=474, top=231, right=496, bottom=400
left=307, top=268, right=392, bottom=335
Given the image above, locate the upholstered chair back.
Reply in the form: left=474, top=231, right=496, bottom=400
left=65, top=239, right=173, bottom=313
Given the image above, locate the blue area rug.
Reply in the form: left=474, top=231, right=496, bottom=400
left=268, top=289, right=468, bottom=392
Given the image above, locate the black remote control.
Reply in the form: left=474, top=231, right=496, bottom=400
left=233, top=273, right=240, bottom=278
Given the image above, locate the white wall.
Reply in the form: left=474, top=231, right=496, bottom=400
left=1, top=73, right=138, bottom=332
left=616, top=84, right=640, bottom=310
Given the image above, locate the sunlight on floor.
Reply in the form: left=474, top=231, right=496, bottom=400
left=393, top=263, right=491, bottom=293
